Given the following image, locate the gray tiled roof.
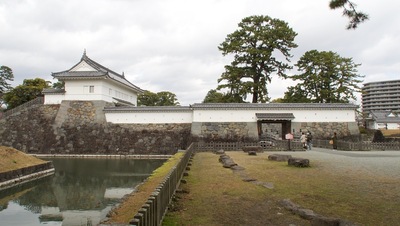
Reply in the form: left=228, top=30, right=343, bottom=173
left=369, top=111, right=400, bottom=123
left=104, top=105, right=192, bottom=113
left=192, top=103, right=358, bottom=110
left=375, top=117, right=400, bottom=123
left=52, top=52, right=144, bottom=94
left=256, top=113, right=295, bottom=120
left=112, top=97, right=136, bottom=107
left=53, top=71, right=107, bottom=77
left=42, top=88, right=66, bottom=94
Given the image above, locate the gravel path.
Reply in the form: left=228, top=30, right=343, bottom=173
left=266, top=148, right=400, bottom=180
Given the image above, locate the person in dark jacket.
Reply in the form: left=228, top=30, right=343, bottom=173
left=306, top=132, right=313, bottom=150
left=332, top=132, right=338, bottom=150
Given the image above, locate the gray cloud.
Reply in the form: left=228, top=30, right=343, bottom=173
left=1, top=0, right=398, bottom=105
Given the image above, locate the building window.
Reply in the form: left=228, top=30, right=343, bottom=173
left=89, top=86, right=94, bottom=93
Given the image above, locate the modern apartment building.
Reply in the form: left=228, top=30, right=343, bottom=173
left=362, top=79, right=400, bottom=114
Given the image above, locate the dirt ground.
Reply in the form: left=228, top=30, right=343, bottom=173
left=163, top=150, right=400, bottom=226
left=0, top=146, right=47, bottom=173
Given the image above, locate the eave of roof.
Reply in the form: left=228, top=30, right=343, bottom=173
left=52, top=71, right=107, bottom=77
left=42, top=88, right=66, bottom=94
left=256, top=113, right=295, bottom=120
left=112, top=97, right=135, bottom=107
left=375, top=118, right=400, bottom=123
left=191, top=103, right=358, bottom=110
left=104, top=106, right=192, bottom=113
left=51, top=52, right=144, bottom=94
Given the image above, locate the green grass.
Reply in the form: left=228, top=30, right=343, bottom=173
left=104, top=151, right=185, bottom=224
left=164, top=152, right=400, bottom=226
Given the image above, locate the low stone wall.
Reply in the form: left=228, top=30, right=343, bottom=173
left=191, top=122, right=258, bottom=142
left=291, top=122, right=359, bottom=139
left=50, top=123, right=191, bottom=154
left=0, top=162, right=55, bottom=191
left=0, top=104, right=191, bottom=155
left=0, top=162, right=54, bottom=183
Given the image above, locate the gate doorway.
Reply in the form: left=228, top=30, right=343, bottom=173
left=255, top=113, right=294, bottom=142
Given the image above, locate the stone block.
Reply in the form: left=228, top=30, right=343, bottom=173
left=288, top=157, right=310, bottom=167
left=248, top=151, right=257, bottom=155
left=268, top=154, right=292, bottom=161
left=219, top=154, right=237, bottom=168
left=242, top=146, right=263, bottom=153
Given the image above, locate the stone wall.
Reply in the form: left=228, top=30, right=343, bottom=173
left=191, top=122, right=259, bottom=142
left=0, top=104, right=60, bottom=152
left=52, top=123, right=191, bottom=154
left=0, top=102, right=191, bottom=155
left=291, top=122, right=360, bottom=139
left=192, top=121, right=359, bottom=142
left=0, top=101, right=360, bottom=154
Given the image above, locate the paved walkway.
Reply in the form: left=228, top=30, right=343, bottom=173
left=266, top=147, right=400, bottom=180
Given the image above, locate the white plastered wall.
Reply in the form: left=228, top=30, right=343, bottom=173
left=44, top=94, right=65, bottom=104
left=105, top=111, right=193, bottom=124
left=192, top=109, right=356, bottom=123
left=45, top=79, right=138, bottom=105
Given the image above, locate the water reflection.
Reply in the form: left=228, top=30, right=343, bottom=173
left=0, top=158, right=166, bottom=226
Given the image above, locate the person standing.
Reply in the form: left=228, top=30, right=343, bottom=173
left=306, top=132, right=313, bottom=150
left=332, top=132, right=338, bottom=150
left=300, top=132, right=307, bottom=150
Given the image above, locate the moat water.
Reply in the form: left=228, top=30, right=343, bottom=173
left=0, top=158, right=166, bottom=226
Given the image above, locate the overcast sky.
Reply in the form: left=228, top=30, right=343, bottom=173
left=1, top=0, right=399, bottom=106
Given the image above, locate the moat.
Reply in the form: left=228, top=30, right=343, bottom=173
left=0, top=157, right=166, bottom=226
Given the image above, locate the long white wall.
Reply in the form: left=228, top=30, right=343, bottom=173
left=192, top=109, right=356, bottom=123
left=105, top=111, right=193, bottom=124
left=104, top=108, right=355, bottom=124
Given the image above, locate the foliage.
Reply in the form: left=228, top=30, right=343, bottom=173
left=157, top=91, right=180, bottom=106
left=203, top=89, right=224, bottom=103
left=329, top=0, right=369, bottom=29
left=137, top=90, right=158, bottom=106
left=358, top=126, right=367, bottom=134
left=281, top=85, right=313, bottom=103
left=3, top=78, right=49, bottom=109
left=52, top=81, right=65, bottom=89
left=283, top=50, right=363, bottom=103
left=137, top=90, right=179, bottom=106
left=0, top=66, right=14, bottom=109
left=0, top=65, right=14, bottom=93
left=203, top=89, right=245, bottom=103
left=372, top=130, right=385, bottom=142
left=217, top=15, right=298, bottom=103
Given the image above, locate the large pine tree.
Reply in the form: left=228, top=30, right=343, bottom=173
left=217, top=15, right=298, bottom=103
left=284, top=50, right=364, bottom=103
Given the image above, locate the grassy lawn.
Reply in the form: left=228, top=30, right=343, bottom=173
left=104, top=151, right=185, bottom=224
left=0, top=146, right=48, bottom=173
left=163, top=151, right=400, bottom=226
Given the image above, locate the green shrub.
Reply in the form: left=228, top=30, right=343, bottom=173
left=372, top=130, right=385, bottom=142
left=359, top=126, right=367, bottom=134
